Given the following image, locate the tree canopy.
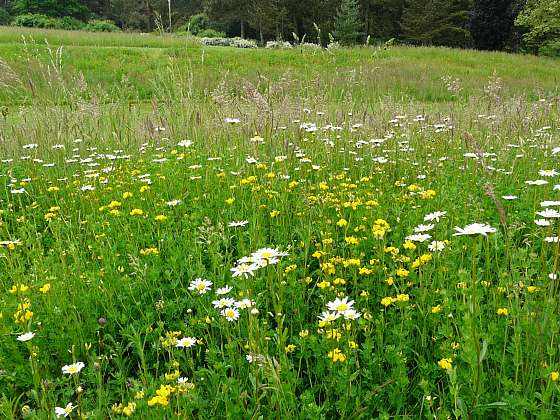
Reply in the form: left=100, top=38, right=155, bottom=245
left=0, top=0, right=557, bottom=54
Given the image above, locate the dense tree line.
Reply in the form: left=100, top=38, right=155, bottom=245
left=0, top=0, right=558, bottom=54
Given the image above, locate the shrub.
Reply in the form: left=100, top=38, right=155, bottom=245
left=266, top=41, right=293, bottom=49
left=13, top=13, right=52, bottom=28
left=199, top=37, right=257, bottom=48
left=85, top=19, right=121, bottom=32
left=200, top=37, right=231, bottom=47
left=197, top=29, right=225, bottom=38
left=185, top=12, right=209, bottom=35
left=12, top=14, right=84, bottom=30
left=301, top=42, right=322, bottom=50
left=56, top=16, right=85, bottom=30
left=0, top=8, right=11, bottom=25
left=12, top=13, right=85, bottom=31
left=539, top=40, right=560, bottom=57
left=230, top=37, right=257, bottom=48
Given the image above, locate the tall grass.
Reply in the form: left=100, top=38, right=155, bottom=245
left=0, top=28, right=559, bottom=418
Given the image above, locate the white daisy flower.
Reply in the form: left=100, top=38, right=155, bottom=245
left=539, top=169, right=558, bottom=177
left=176, top=337, right=197, bottom=348
left=453, top=223, right=497, bottom=236
left=536, top=209, right=560, bottom=218
left=424, top=211, right=447, bottom=222
left=326, top=297, right=355, bottom=314
left=61, top=361, right=85, bottom=375
left=343, top=309, right=362, bottom=320
left=235, top=298, right=255, bottom=309
left=17, top=332, right=35, bottom=342
left=405, top=233, right=432, bottom=243
left=188, top=278, right=212, bottom=295
left=318, top=311, right=341, bottom=323
left=215, top=285, right=233, bottom=295
left=414, top=224, right=435, bottom=233
left=228, top=220, right=249, bottom=228
left=55, top=403, right=77, bottom=418
left=428, top=241, right=446, bottom=252
left=535, top=219, right=551, bottom=226
left=221, top=307, right=240, bottom=321
left=212, top=298, right=236, bottom=309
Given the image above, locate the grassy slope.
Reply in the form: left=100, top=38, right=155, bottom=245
left=0, top=26, right=559, bottom=106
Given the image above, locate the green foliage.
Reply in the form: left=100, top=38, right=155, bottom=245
left=12, top=13, right=85, bottom=30
left=538, top=40, right=560, bottom=57
left=197, top=28, right=225, bottom=38
left=333, top=0, right=363, bottom=45
left=470, top=0, right=521, bottom=50
left=13, top=0, right=89, bottom=20
left=85, top=19, right=121, bottom=32
left=0, top=8, right=11, bottom=26
left=515, top=0, right=560, bottom=54
left=186, top=12, right=210, bottom=35
left=401, top=0, right=472, bottom=47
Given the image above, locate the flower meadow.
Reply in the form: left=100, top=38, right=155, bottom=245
left=1, top=36, right=560, bottom=419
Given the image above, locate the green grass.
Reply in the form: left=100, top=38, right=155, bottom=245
left=0, top=27, right=560, bottom=419
left=1, top=26, right=559, bottom=106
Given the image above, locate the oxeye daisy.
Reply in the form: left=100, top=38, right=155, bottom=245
left=453, top=223, right=496, bottom=236
left=215, top=285, right=233, bottom=295
left=212, top=297, right=236, bottom=309
left=221, top=307, right=240, bottom=321
left=428, top=241, right=445, bottom=252
left=231, top=263, right=259, bottom=278
left=61, top=361, right=85, bottom=375
left=188, top=278, right=212, bottom=294
left=414, top=224, right=434, bottom=233
left=318, top=311, right=341, bottom=323
left=234, top=298, right=255, bottom=309
left=536, top=209, right=560, bottom=218
left=176, top=337, right=197, bottom=348
left=405, top=233, right=432, bottom=243
left=16, top=332, right=35, bottom=342
left=326, top=297, right=355, bottom=314
left=228, top=220, right=249, bottom=227
left=424, top=211, right=446, bottom=222
left=343, top=309, right=362, bottom=320
left=55, top=403, right=77, bottom=418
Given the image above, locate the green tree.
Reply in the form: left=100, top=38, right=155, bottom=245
left=363, top=0, right=405, bottom=40
left=13, top=0, right=89, bottom=19
left=204, top=0, right=249, bottom=37
left=247, top=0, right=285, bottom=43
left=400, top=0, right=472, bottom=47
left=469, top=0, right=523, bottom=50
left=516, top=0, right=560, bottom=54
left=333, top=0, right=363, bottom=45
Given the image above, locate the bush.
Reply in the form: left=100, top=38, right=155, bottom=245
left=266, top=41, right=292, bottom=49
left=230, top=37, right=257, bottom=48
left=12, top=14, right=84, bottom=30
left=85, top=19, right=121, bottom=32
left=199, top=37, right=258, bottom=48
left=0, top=8, right=11, bottom=26
left=57, top=16, right=85, bottom=30
left=200, top=37, right=231, bottom=46
left=539, top=40, right=560, bottom=57
left=197, top=29, right=225, bottom=38
left=301, top=42, right=322, bottom=50
left=185, top=12, right=208, bottom=35
left=13, top=13, right=52, bottom=28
